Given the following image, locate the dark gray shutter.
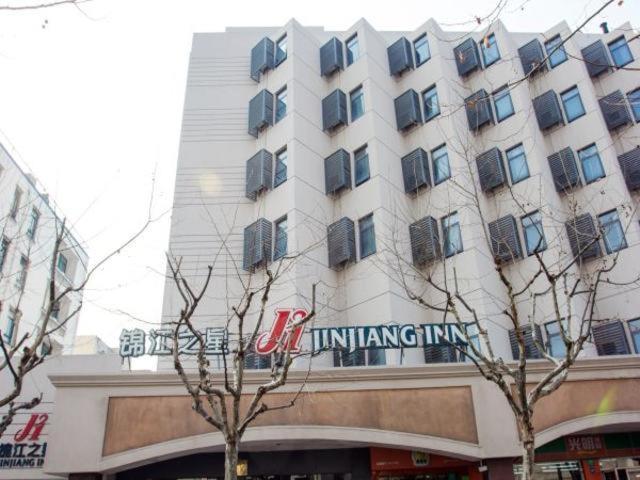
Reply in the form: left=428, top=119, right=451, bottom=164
left=409, top=216, right=441, bottom=266
left=476, top=147, right=506, bottom=192
left=322, top=89, right=348, bottom=131
left=581, top=40, right=611, bottom=77
left=320, top=37, right=344, bottom=77
left=547, top=147, right=581, bottom=192
left=618, top=147, right=640, bottom=191
left=250, top=37, right=275, bottom=82
left=244, top=348, right=272, bottom=369
left=488, top=215, right=522, bottom=263
left=518, top=38, right=547, bottom=77
left=245, top=149, right=273, bottom=200
left=424, top=345, right=458, bottom=363
left=334, top=348, right=365, bottom=366
left=327, top=217, right=356, bottom=269
left=243, top=218, right=273, bottom=271
left=565, top=213, right=601, bottom=261
left=453, top=38, right=480, bottom=77
left=509, top=325, right=543, bottom=360
left=248, top=89, right=274, bottom=138
left=394, top=89, right=422, bottom=131
left=592, top=321, right=630, bottom=356
left=599, top=90, right=632, bottom=131
left=532, top=90, right=563, bottom=131
left=388, top=37, right=414, bottom=76
left=324, top=149, right=352, bottom=195
left=465, top=89, right=493, bottom=131
left=401, top=148, right=430, bottom=194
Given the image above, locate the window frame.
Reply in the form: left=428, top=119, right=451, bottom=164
left=346, top=34, right=360, bottom=66
left=358, top=213, right=376, bottom=260
left=421, top=84, right=440, bottom=122
left=57, top=253, right=68, bottom=274
left=273, top=215, right=288, bottom=260
left=0, top=237, right=9, bottom=273
left=630, top=318, right=640, bottom=354
left=545, top=320, right=568, bottom=358
left=414, top=34, right=431, bottom=67
left=274, top=86, right=287, bottom=123
left=480, top=33, right=500, bottom=68
left=598, top=210, right=627, bottom=254
left=431, top=144, right=451, bottom=185
left=521, top=211, right=547, bottom=256
left=544, top=35, right=568, bottom=68
left=9, top=187, right=22, bottom=220
left=505, top=143, right=530, bottom=185
left=349, top=85, right=365, bottom=122
left=17, top=255, right=28, bottom=289
left=608, top=36, right=634, bottom=68
left=560, top=86, right=586, bottom=123
left=4, top=308, right=18, bottom=345
left=492, top=85, right=514, bottom=123
left=353, top=144, right=370, bottom=187
left=273, top=147, right=287, bottom=188
left=27, top=208, right=40, bottom=240
left=577, top=143, right=605, bottom=184
left=628, top=88, right=640, bottom=123
left=275, top=33, right=287, bottom=66
left=441, top=212, right=463, bottom=258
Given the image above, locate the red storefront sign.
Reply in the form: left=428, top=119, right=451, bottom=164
left=370, top=447, right=481, bottom=479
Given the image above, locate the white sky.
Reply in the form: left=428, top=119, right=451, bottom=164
left=0, top=0, right=637, bottom=368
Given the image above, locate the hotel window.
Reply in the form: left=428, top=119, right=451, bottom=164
left=350, top=86, right=364, bottom=122
left=480, top=33, right=500, bottom=67
left=354, top=145, right=370, bottom=186
left=346, top=34, right=360, bottom=66
left=9, top=187, right=22, bottom=220
left=431, top=144, right=451, bottom=185
left=422, top=85, right=440, bottom=121
left=608, top=36, right=633, bottom=68
left=545, top=35, right=567, bottom=68
left=414, top=34, right=431, bottom=66
left=275, top=87, right=287, bottom=123
left=275, top=34, right=287, bottom=65
left=274, top=148, right=287, bottom=187
left=628, top=88, right=640, bottom=122
left=545, top=320, right=567, bottom=358
left=334, top=348, right=385, bottom=367
left=598, top=210, right=627, bottom=254
left=273, top=216, right=287, bottom=260
left=4, top=308, right=18, bottom=345
left=506, top=144, right=529, bottom=184
left=493, top=86, right=514, bottom=122
left=358, top=213, right=376, bottom=259
left=442, top=212, right=463, bottom=258
left=463, top=324, right=481, bottom=362
left=51, top=301, right=61, bottom=321
left=16, top=255, right=28, bottom=290
left=561, top=86, right=585, bottom=123
left=577, top=144, right=605, bottom=184
left=57, top=253, right=68, bottom=274
left=630, top=318, right=640, bottom=353
left=522, top=211, right=546, bottom=256
left=0, top=237, right=9, bottom=273
left=27, top=208, right=40, bottom=240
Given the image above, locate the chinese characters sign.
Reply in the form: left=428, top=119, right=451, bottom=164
left=120, top=327, right=228, bottom=358
left=564, top=435, right=606, bottom=456
left=0, top=413, right=48, bottom=469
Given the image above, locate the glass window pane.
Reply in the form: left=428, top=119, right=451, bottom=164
left=578, top=144, right=605, bottom=183
left=274, top=217, right=287, bottom=260
left=545, top=35, right=567, bottom=68
left=442, top=212, right=463, bottom=257
left=561, top=87, right=585, bottom=122
left=493, top=87, right=514, bottom=122
left=630, top=319, right=640, bottom=353
left=0, top=237, right=8, bottom=272
left=480, top=33, right=500, bottom=67
left=368, top=348, right=386, bottom=365
left=628, top=89, right=640, bottom=122
left=275, top=88, right=287, bottom=122
left=422, top=86, right=440, bottom=121
left=354, top=146, right=370, bottom=186
left=506, top=144, right=530, bottom=184
left=608, top=37, right=633, bottom=68
left=350, top=87, right=364, bottom=121
left=598, top=210, right=627, bottom=254
left=522, top=211, right=546, bottom=255
left=275, top=35, right=287, bottom=65
left=545, top=321, right=567, bottom=358
left=432, top=145, right=450, bottom=185
left=274, top=149, right=287, bottom=187
left=346, top=35, right=359, bottom=65
left=414, top=34, right=430, bottom=66
left=359, top=214, right=376, bottom=258
left=57, top=254, right=68, bottom=273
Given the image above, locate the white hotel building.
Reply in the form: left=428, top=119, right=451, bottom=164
left=37, top=17, right=640, bottom=480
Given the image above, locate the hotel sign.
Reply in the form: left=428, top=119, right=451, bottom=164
left=119, top=308, right=469, bottom=358
left=0, top=413, right=48, bottom=469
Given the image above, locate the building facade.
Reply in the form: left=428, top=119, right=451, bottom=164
left=41, top=17, right=640, bottom=480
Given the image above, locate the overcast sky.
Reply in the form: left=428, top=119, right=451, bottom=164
left=0, top=0, right=636, bottom=368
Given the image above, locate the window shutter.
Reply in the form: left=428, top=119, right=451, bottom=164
left=387, top=37, right=414, bottom=76
left=250, top=37, right=275, bottom=82
left=518, top=38, right=547, bottom=77
left=547, top=147, right=581, bottom=192
left=424, top=345, right=458, bottom=363
left=476, top=147, right=506, bottom=192
left=581, top=40, right=611, bottom=77
left=320, top=37, right=344, bottom=77
left=322, top=89, right=348, bottom=131
left=334, top=348, right=365, bottom=367
left=327, top=217, right=356, bottom=269
left=248, top=89, right=274, bottom=138
left=409, top=216, right=441, bottom=266
left=394, top=89, right=423, bottom=131
left=245, top=149, right=273, bottom=200
left=509, top=325, right=543, bottom=360
left=453, top=38, right=481, bottom=77
left=324, top=149, right=352, bottom=195
left=465, top=89, right=493, bottom=131
left=242, top=218, right=273, bottom=271
left=488, top=215, right=522, bottom=263
left=244, top=348, right=272, bottom=369
left=618, top=147, right=640, bottom=191
left=599, top=90, right=632, bottom=131
left=401, top=148, right=430, bottom=194
left=592, top=321, right=630, bottom=356
left=532, top=90, right=563, bottom=131
left=564, top=213, right=601, bottom=261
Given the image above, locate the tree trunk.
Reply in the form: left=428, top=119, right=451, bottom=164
left=225, top=439, right=239, bottom=480
left=519, top=420, right=536, bottom=480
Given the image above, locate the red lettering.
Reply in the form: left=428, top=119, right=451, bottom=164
left=255, top=308, right=307, bottom=355
left=14, top=414, right=48, bottom=442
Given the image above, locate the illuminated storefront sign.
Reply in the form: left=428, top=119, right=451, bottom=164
left=119, top=308, right=470, bottom=358
left=0, top=413, right=48, bottom=469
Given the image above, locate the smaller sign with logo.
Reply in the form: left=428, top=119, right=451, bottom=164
left=411, top=451, right=430, bottom=467
left=0, top=413, right=48, bottom=469
left=564, top=435, right=606, bottom=457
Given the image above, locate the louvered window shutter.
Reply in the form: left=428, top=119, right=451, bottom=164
left=476, top=147, right=506, bottom=191
left=618, top=147, right=640, bottom=191
left=581, top=40, right=611, bottom=77
left=322, top=89, right=348, bottom=131
left=465, top=89, right=493, bottom=131
left=250, top=37, right=275, bottom=82
left=564, top=213, right=601, bottom=261
left=509, top=325, right=543, bottom=360
left=394, top=89, right=423, bottom=131
left=248, top=90, right=274, bottom=138
left=401, top=148, right=430, bottom=194
left=599, top=90, right=632, bottom=131
left=547, top=147, right=581, bottom=192
left=488, top=215, right=523, bottom=263
left=243, top=218, right=273, bottom=271
left=424, top=345, right=458, bottom=363
left=245, top=149, right=273, bottom=200
left=320, top=37, right=344, bottom=77
left=453, top=38, right=481, bottom=77
left=518, top=38, right=547, bottom=76
left=388, top=37, right=414, bottom=76
left=327, top=217, right=356, bottom=269
left=592, top=321, right=630, bottom=355
left=532, top=90, right=563, bottom=131
left=409, top=216, right=441, bottom=266
left=324, top=149, right=352, bottom=195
